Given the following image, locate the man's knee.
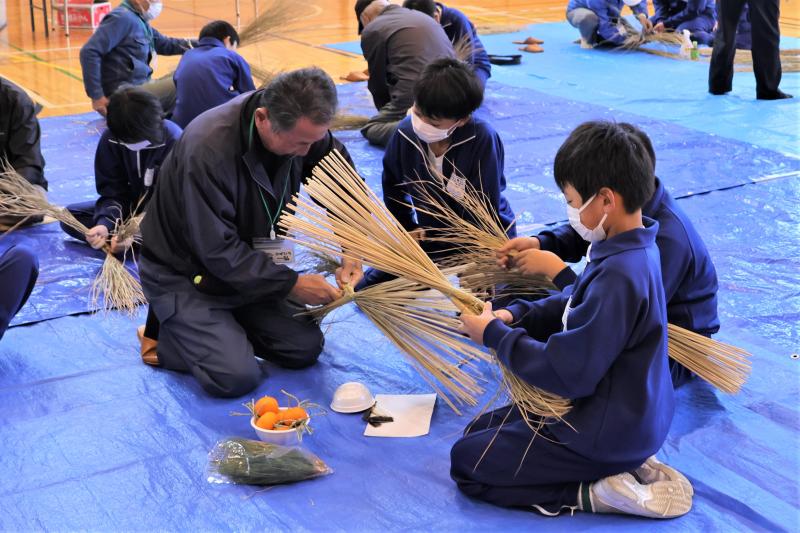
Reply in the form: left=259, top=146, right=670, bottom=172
left=267, top=326, right=324, bottom=369
left=360, top=120, right=399, bottom=147
left=195, top=363, right=262, bottom=398
left=0, top=245, right=39, bottom=282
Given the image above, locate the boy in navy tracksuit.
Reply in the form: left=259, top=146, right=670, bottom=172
left=651, top=0, right=716, bottom=46
left=403, top=0, right=491, bottom=88
left=171, top=20, right=256, bottom=129
left=500, top=124, right=719, bottom=387
left=357, top=58, right=515, bottom=288
left=456, top=121, right=692, bottom=518
left=61, top=86, right=181, bottom=254
left=566, top=0, right=653, bottom=47
left=0, top=245, right=38, bottom=341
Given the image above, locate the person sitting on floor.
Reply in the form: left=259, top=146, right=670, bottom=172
left=0, top=76, right=47, bottom=231
left=61, top=86, right=182, bottom=254
left=355, top=0, right=454, bottom=147
left=358, top=58, right=514, bottom=289
left=499, top=123, right=719, bottom=388
left=171, top=20, right=256, bottom=129
left=402, top=0, right=492, bottom=88
left=566, top=0, right=653, bottom=48
left=455, top=121, right=692, bottom=518
left=651, top=0, right=716, bottom=46
left=138, top=68, right=362, bottom=398
left=0, top=245, right=38, bottom=341
left=79, top=0, right=194, bottom=116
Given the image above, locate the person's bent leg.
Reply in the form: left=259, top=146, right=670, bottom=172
left=140, top=257, right=263, bottom=397
left=60, top=200, right=97, bottom=243
left=0, top=245, right=39, bottom=339
left=234, top=299, right=325, bottom=370
left=567, top=8, right=600, bottom=44
left=361, top=101, right=408, bottom=147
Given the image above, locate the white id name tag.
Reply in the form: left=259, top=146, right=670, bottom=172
left=446, top=174, right=466, bottom=201
left=253, top=237, right=295, bottom=266
left=144, top=168, right=155, bottom=187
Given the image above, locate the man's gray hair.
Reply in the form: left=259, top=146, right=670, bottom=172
left=260, top=67, right=338, bottom=132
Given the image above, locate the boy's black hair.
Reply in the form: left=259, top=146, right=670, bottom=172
left=199, top=20, right=240, bottom=46
left=106, top=86, right=165, bottom=144
left=554, top=121, right=654, bottom=213
left=618, top=122, right=656, bottom=172
left=403, top=0, right=437, bottom=17
left=413, top=58, right=484, bottom=120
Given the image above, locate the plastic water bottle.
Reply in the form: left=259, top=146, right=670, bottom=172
left=690, top=41, right=699, bottom=60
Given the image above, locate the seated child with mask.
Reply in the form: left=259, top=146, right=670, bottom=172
left=61, top=86, right=182, bottom=254
left=357, top=57, right=515, bottom=289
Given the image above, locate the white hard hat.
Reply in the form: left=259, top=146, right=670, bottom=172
left=330, top=382, right=375, bottom=413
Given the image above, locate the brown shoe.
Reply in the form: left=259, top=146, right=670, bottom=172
left=513, top=36, right=544, bottom=45
left=137, top=325, right=160, bottom=366
left=519, top=44, right=544, bottom=53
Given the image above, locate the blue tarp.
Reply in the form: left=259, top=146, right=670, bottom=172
left=1, top=21, right=799, bottom=531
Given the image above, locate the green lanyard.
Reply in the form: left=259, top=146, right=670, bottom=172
left=250, top=114, right=290, bottom=240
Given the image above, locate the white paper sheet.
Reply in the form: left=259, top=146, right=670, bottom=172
left=363, top=394, right=437, bottom=438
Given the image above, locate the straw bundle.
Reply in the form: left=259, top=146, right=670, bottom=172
left=238, top=0, right=308, bottom=47
left=474, top=23, right=526, bottom=35
left=330, top=113, right=371, bottom=131
left=667, top=324, right=751, bottom=393
left=404, top=154, right=555, bottom=298
left=250, top=65, right=280, bottom=89
left=619, top=19, right=684, bottom=50
left=0, top=161, right=145, bottom=315
left=308, top=267, right=492, bottom=413
left=278, top=150, right=573, bottom=425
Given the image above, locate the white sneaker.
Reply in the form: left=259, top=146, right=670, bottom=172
left=591, top=472, right=693, bottom=518
left=580, top=38, right=593, bottom=49
left=633, top=456, right=694, bottom=497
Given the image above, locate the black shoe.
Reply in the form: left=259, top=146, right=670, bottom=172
left=756, top=90, right=793, bottom=100
left=709, top=86, right=730, bottom=95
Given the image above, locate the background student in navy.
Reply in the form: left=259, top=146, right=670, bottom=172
left=500, top=123, right=719, bottom=387
left=79, top=0, right=194, bottom=117
left=403, top=0, right=491, bottom=88
left=60, top=87, right=182, bottom=254
left=455, top=121, right=690, bottom=519
left=171, top=20, right=256, bottom=129
left=138, top=68, right=362, bottom=398
left=651, top=0, right=716, bottom=45
left=358, top=58, right=514, bottom=288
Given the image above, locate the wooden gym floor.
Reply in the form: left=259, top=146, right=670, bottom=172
left=0, top=0, right=797, bottom=118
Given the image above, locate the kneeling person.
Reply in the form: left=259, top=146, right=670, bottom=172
left=358, top=58, right=515, bottom=288
left=139, top=68, right=362, bottom=398
left=61, top=87, right=182, bottom=254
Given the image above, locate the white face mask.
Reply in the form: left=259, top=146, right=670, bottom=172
left=567, top=194, right=607, bottom=242
left=409, top=109, right=457, bottom=144
left=122, top=140, right=151, bottom=152
left=143, top=1, right=163, bottom=21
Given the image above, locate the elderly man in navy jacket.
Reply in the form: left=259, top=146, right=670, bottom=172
left=355, top=0, right=454, bottom=147
left=139, top=68, right=362, bottom=398
left=79, top=0, right=193, bottom=116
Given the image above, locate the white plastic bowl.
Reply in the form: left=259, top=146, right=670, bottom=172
left=251, top=408, right=310, bottom=446
left=330, top=382, right=375, bottom=413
